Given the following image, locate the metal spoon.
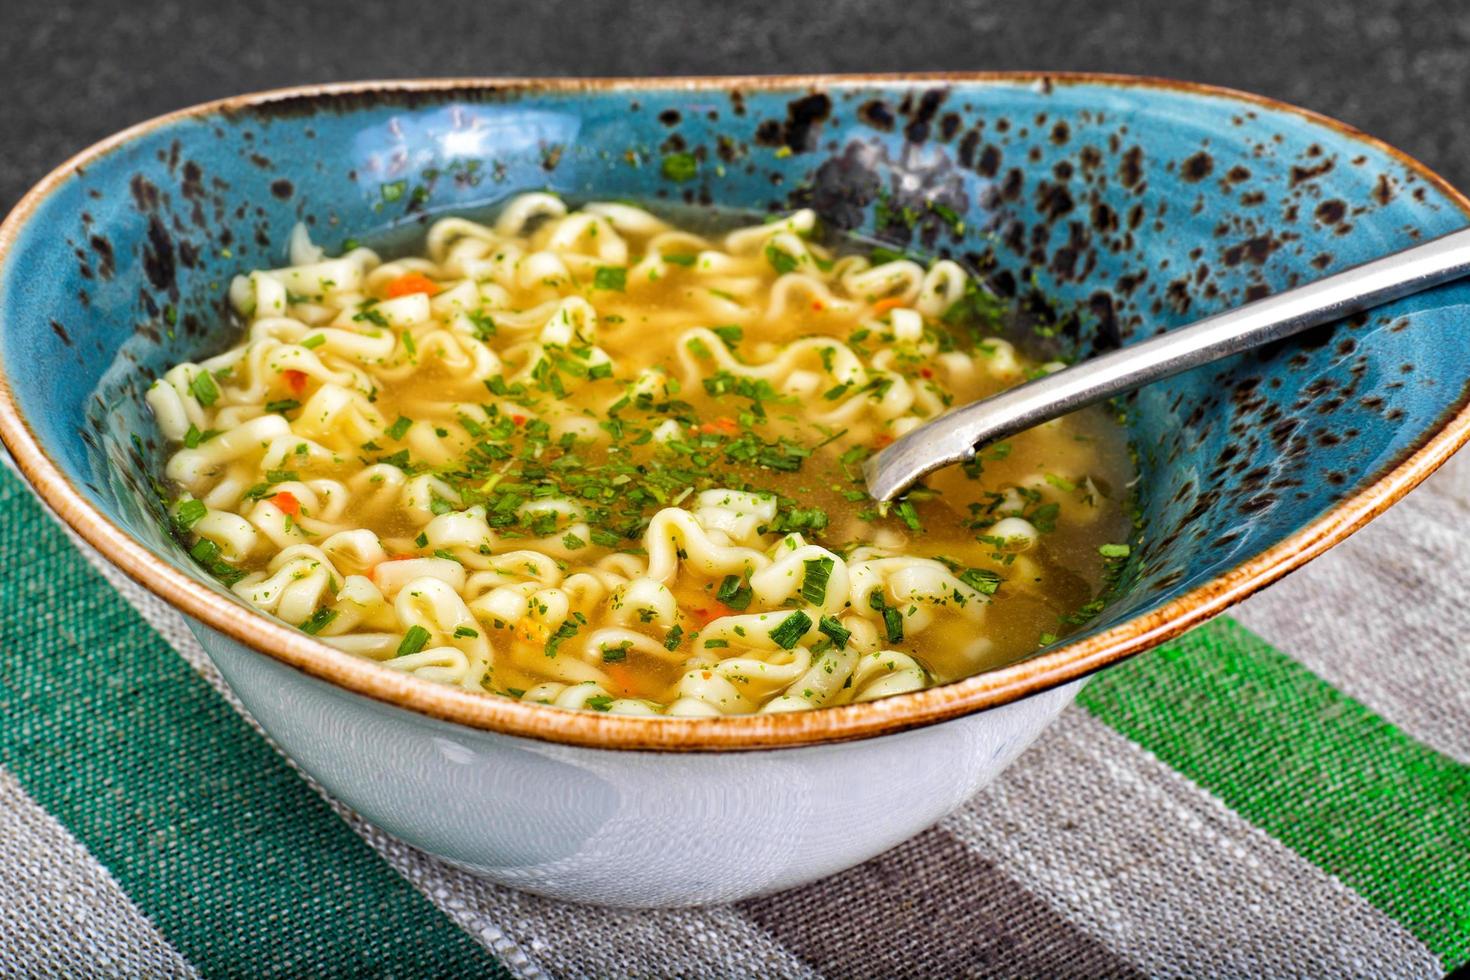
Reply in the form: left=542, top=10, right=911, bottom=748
left=864, top=225, right=1470, bottom=501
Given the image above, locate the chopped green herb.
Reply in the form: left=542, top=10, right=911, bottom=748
left=764, top=241, right=798, bottom=275
left=386, top=416, right=413, bottom=440
left=661, top=152, right=698, bottom=182
left=182, top=425, right=221, bottom=449
left=453, top=625, right=480, bottom=638
left=712, top=324, right=743, bottom=346
left=396, top=625, right=431, bottom=657
left=1099, top=543, right=1131, bottom=558
left=544, top=613, right=586, bottom=657
left=585, top=694, right=615, bottom=711
left=664, top=624, right=684, bottom=650
left=189, top=370, right=219, bottom=406
left=958, top=568, right=1002, bottom=595
left=716, top=574, right=753, bottom=611
left=1045, top=473, right=1077, bottom=492
left=800, top=556, right=835, bottom=606
left=593, top=266, right=627, bottom=291
left=817, top=615, right=850, bottom=649
left=895, top=499, right=923, bottom=532
left=300, top=333, right=326, bottom=349
left=467, top=310, right=497, bottom=340
left=173, top=498, right=207, bottom=531
left=769, top=610, right=812, bottom=650
left=301, top=608, right=338, bottom=635
left=265, top=399, right=300, bottom=414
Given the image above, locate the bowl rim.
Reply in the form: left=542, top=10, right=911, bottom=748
left=2, top=72, right=1468, bottom=753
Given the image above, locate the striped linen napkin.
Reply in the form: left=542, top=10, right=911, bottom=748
left=0, top=449, right=1465, bottom=979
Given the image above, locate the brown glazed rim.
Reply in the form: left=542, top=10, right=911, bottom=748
left=2, top=73, right=1468, bottom=752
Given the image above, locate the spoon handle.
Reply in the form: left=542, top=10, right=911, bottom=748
left=865, top=225, right=1470, bottom=501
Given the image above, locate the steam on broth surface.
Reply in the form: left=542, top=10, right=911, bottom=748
left=147, top=194, right=1134, bottom=717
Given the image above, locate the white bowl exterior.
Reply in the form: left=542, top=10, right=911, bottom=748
left=190, top=619, right=1079, bottom=907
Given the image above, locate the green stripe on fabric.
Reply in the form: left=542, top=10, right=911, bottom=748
left=1080, top=617, right=1470, bottom=970
left=0, top=469, right=502, bottom=977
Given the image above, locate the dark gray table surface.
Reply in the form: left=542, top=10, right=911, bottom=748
left=4, top=0, right=1469, bottom=214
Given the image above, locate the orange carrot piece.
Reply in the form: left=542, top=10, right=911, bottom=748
left=871, top=297, right=905, bottom=315
left=385, top=272, right=440, bottom=298
left=270, top=492, right=300, bottom=516
left=282, top=369, right=307, bottom=394
left=697, top=416, right=739, bottom=435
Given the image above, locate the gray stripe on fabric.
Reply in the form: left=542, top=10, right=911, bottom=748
left=741, top=825, right=1145, bottom=979
left=65, top=523, right=824, bottom=980
left=945, top=708, right=1443, bottom=979
left=1232, top=454, right=1470, bottom=764
left=0, top=767, right=198, bottom=979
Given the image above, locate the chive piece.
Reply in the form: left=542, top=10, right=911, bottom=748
left=704, top=638, right=729, bottom=649
left=881, top=607, right=904, bottom=643
left=182, top=424, right=220, bottom=448
left=593, top=266, right=627, bottom=291
left=958, top=568, right=1002, bottom=596
left=800, top=556, right=834, bottom=606
left=173, top=498, right=207, bottom=531
left=764, top=241, right=798, bottom=275
left=712, top=324, right=743, bottom=346
left=895, top=499, right=923, bottom=532
left=716, top=574, right=753, bottom=611
left=1099, top=543, right=1131, bottom=558
left=301, top=608, right=337, bottom=635
left=396, top=625, right=431, bottom=657
left=663, top=252, right=697, bottom=266
left=265, top=399, right=300, bottom=414
left=189, top=370, right=219, bottom=406
left=300, top=333, right=326, bottom=349
left=588, top=362, right=613, bottom=380
left=585, top=695, right=615, bottom=712
left=664, top=624, right=684, bottom=651
left=602, top=643, right=630, bottom=663
left=353, top=308, right=389, bottom=327
left=467, top=310, right=497, bottom=339
left=545, top=614, right=585, bottom=657
left=868, top=589, right=905, bottom=643
left=400, top=330, right=417, bottom=356
left=386, top=416, right=413, bottom=441
left=453, top=626, right=479, bottom=638
left=817, top=615, right=850, bottom=649
left=769, top=610, right=812, bottom=650
left=661, top=152, right=698, bottom=182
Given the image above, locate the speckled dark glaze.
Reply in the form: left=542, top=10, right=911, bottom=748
left=2, top=76, right=1469, bottom=750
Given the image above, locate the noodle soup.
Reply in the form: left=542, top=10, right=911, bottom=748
left=146, top=195, right=1134, bottom=717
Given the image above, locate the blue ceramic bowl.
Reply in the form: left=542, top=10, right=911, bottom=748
left=4, top=75, right=1470, bottom=749
left=2, top=76, right=1469, bottom=903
